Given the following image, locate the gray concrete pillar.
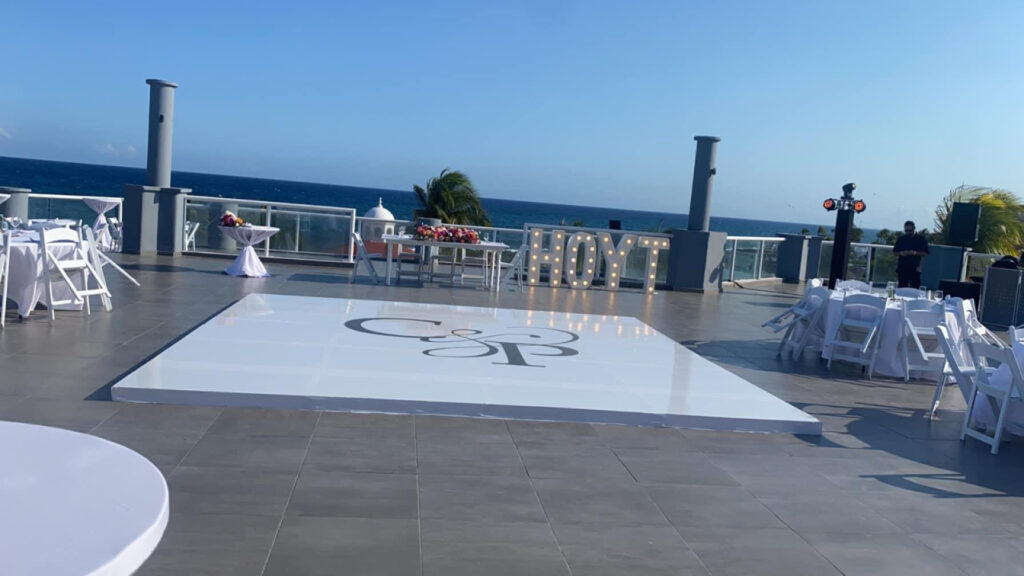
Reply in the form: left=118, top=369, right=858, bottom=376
left=157, top=187, right=191, bottom=255
left=0, top=186, right=31, bottom=221
left=209, top=202, right=239, bottom=251
left=667, top=229, right=728, bottom=292
left=687, top=136, right=721, bottom=232
left=776, top=234, right=809, bottom=284
left=122, top=185, right=160, bottom=254
left=145, top=79, right=178, bottom=188
left=123, top=185, right=190, bottom=255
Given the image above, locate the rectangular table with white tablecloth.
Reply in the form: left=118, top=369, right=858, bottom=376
left=382, top=235, right=509, bottom=291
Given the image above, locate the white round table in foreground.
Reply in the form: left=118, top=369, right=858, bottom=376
left=0, top=421, right=169, bottom=576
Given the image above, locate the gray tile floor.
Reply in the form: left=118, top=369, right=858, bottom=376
left=3, top=254, right=1024, bottom=575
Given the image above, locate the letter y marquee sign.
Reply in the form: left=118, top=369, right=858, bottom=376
left=526, top=227, right=670, bottom=293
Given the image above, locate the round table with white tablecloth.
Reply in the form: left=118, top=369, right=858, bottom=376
left=5, top=230, right=85, bottom=317
left=0, top=421, right=169, bottom=576
left=219, top=225, right=279, bottom=277
left=818, top=293, right=961, bottom=380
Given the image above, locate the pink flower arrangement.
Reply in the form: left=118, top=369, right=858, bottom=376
left=414, top=225, right=480, bottom=244
left=219, top=211, right=244, bottom=227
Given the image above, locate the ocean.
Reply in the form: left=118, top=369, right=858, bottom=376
left=1, top=156, right=840, bottom=237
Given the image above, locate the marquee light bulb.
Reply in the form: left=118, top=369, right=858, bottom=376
left=612, top=263, right=618, bottom=268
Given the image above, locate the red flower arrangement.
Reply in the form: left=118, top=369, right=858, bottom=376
left=413, top=225, right=480, bottom=244
left=219, top=211, right=245, bottom=227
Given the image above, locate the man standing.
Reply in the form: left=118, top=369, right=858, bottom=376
left=893, top=220, right=930, bottom=288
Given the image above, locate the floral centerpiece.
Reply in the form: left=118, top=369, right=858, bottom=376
left=219, top=211, right=244, bottom=227
left=414, top=224, right=480, bottom=244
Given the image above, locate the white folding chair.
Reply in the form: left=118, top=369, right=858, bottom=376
left=824, top=293, right=886, bottom=376
left=39, top=225, right=111, bottom=320
left=429, top=245, right=459, bottom=285
left=183, top=221, right=199, bottom=252
left=107, top=216, right=123, bottom=252
left=836, top=279, right=871, bottom=293
left=895, top=287, right=925, bottom=298
left=502, top=244, right=528, bottom=291
left=0, top=232, right=10, bottom=328
left=962, top=341, right=1024, bottom=454
left=351, top=232, right=381, bottom=284
left=901, top=299, right=946, bottom=382
left=952, top=297, right=1005, bottom=349
left=764, top=286, right=830, bottom=359
left=81, top=226, right=140, bottom=310
left=932, top=324, right=991, bottom=418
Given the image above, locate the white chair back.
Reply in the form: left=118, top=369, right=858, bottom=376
left=901, top=299, right=946, bottom=381
left=837, top=279, right=871, bottom=293
left=933, top=324, right=975, bottom=415
left=351, top=232, right=380, bottom=284
left=183, top=221, right=199, bottom=251
left=895, top=287, right=925, bottom=298
left=825, top=293, right=887, bottom=376
left=39, top=225, right=111, bottom=320
left=952, top=297, right=1006, bottom=349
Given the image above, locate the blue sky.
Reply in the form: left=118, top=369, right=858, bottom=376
left=1, top=1, right=1022, bottom=229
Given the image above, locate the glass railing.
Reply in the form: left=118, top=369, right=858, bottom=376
left=24, top=193, right=124, bottom=227
left=185, top=196, right=358, bottom=262
left=722, top=237, right=784, bottom=282
left=819, top=241, right=894, bottom=285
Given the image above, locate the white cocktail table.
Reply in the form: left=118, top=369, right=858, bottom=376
left=0, top=421, right=169, bottom=575
left=83, top=196, right=122, bottom=250
left=220, top=225, right=279, bottom=277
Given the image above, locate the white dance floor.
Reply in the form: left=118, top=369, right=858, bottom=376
left=112, top=294, right=820, bottom=434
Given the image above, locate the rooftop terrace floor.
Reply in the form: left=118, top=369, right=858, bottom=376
left=2, top=254, right=1023, bottom=575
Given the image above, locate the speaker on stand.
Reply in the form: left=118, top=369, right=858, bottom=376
left=948, top=202, right=981, bottom=279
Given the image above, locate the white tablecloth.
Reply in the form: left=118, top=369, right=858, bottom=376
left=6, top=231, right=85, bottom=317
left=818, top=293, right=959, bottom=380
left=0, top=421, right=168, bottom=576
left=220, top=225, right=279, bottom=277
left=83, top=197, right=121, bottom=249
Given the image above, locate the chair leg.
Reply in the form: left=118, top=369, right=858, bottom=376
left=961, top=388, right=979, bottom=442
left=45, top=270, right=56, bottom=322
left=929, top=374, right=947, bottom=419
left=82, top=270, right=91, bottom=316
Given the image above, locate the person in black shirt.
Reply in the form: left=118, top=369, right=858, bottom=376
left=893, top=220, right=930, bottom=287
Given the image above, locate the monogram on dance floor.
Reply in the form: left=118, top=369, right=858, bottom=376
left=345, top=317, right=580, bottom=368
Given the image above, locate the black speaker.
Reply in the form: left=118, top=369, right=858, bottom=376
left=609, top=220, right=622, bottom=230
left=948, top=202, right=981, bottom=246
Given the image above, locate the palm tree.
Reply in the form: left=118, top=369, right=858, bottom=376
left=413, top=169, right=492, bottom=226
left=934, top=185, right=1024, bottom=255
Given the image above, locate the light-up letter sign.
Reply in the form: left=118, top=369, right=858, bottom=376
left=527, top=228, right=566, bottom=287
left=563, top=232, right=597, bottom=290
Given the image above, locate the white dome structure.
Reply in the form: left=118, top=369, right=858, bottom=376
left=364, top=198, right=395, bottom=221
left=362, top=198, right=395, bottom=242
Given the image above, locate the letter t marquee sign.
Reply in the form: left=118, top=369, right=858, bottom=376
left=526, top=227, right=669, bottom=293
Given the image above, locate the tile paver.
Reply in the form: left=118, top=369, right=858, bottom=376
left=2, top=252, right=1022, bottom=574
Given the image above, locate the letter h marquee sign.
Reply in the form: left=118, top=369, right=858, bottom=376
left=526, top=227, right=670, bottom=293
